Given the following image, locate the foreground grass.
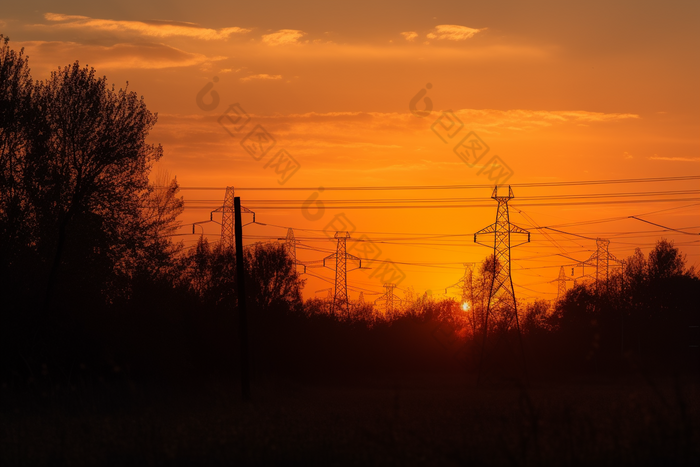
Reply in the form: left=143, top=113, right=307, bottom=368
left=2, top=372, right=699, bottom=466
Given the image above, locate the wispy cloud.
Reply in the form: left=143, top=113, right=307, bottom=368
left=648, top=155, right=700, bottom=162
left=17, top=41, right=222, bottom=70
left=442, top=109, right=639, bottom=134
left=540, top=110, right=639, bottom=122
left=400, top=31, right=418, bottom=42
left=261, top=29, right=306, bottom=46
left=240, top=73, right=283, bottom=82
left=41, top=13, right=250, bottom=40
left=149, top=107, right=646, bottom=182
left=427, top=25, right=486, bottom=41
left=152, top=108, right=641, bottom=148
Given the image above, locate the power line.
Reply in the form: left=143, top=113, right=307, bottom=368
left=180, top=189, right=700, bottom=204
left=165, top=175, right=700, bottom=191
left=184, top=203, right=699, bottom=239
left=181, top=197, right=700, bottom=210
left=629, top=216, right=700, bottom=235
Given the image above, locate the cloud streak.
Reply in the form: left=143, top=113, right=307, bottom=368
left=427, top=25, right=486, bottom=41
left=152, top=108, right=641, bottom=148
left=648, top=156, right=700, bottom=162
left=240, top=73, right=283, bottom=82
left=41, top=13, right=250, bottom=40
left=17, top=41, right=223, bottom=70
left=261, top=29, right=306, bottom=46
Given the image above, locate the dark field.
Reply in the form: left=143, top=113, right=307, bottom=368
left=2, top=372, right=699, bottom=466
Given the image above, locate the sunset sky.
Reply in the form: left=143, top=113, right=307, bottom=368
left=2, top=1, right=699, bottom=301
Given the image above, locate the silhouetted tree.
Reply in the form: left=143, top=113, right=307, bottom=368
left=243, top=242, right=304, bottom=313
left=0, top=36, right=35, bottom=299
left=522, top=299, right=553, bottom=335
left=1, top=38, right=185, bottom=377
left=132, top=169, right=184, bottom=280
left=29, top=62, right=163, bottom=308
left=547, top=239, right=700, bottom=373
left=648, top=238, right=688, bottom=281
left=178, top=240, right=304, bottom=313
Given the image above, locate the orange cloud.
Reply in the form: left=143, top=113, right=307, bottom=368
left=427, top=25, right=486, bottom=41
left=428, top=109, right=639, bottom=135
left=648, top=156, right=700, bottom=162
left=240, top=73, right=283, bottom=82
left=261, top=29, right=306, bottom=46
left=151, top=108, right=641, bottom=162
left=41, top=13, right=250, bottom=40
left=17, top=41, right=223, bottom=70
left=400, top=31, right=418, bottom=42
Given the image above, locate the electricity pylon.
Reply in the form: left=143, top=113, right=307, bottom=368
left=315, top=288, right=333, bottom=313
left=474, top=185, right=530, bottom=383
left=460, top=263, right=475, bottom=305
left=593, top=238, right=617, bottom=292
left=323, top=231, right=361, bottom=315
left=212, top=186, right=253, bottom=250
left=279, top=228, right=306, bottom=274
left=315, top=288, right=333, bottom=300
left=358, top=291, right=365, bottom=304
left=375, top=283, right=401, bottom=315
left=220, top=186, right=236, bottom=249
left=446, top=262, right=477, bottom=306
left=576, top=238, right=618, bottom=292
left=552, top=266, right=575, bottom=301
left=285, top=228, right=296, bottom=265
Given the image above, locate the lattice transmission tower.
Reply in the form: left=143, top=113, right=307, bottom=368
left=552, top=266, right=575, bottom=301
left=285, top=228, right=296, bottom=265
left=593, top=238, right=618, bottom=292
left=446, top=263, right=477, bottom=307
left=280, top=228, right=306, bottom=274
left=323, top=231, right=361, bottom=315
left=315, top=288, right=333, bottom=313
left=474, top=186, right=530, bottom=382
left=460, top=263, right=475, bottom=306
left=576, top=238, right=619, bottom=292
left=212, top=186, right=253, bottom=250
left=375, top=283, right=401, bottom=315
left=219, top=186, right=236, bottom=249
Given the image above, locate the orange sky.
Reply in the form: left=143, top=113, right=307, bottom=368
left=2, top=1, right=699, bottom=301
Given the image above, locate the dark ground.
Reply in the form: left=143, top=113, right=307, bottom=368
left=2, top=370, right=699, bottom=466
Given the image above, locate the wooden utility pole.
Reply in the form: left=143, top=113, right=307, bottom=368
left=234, top=197, right=250, bottom=401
